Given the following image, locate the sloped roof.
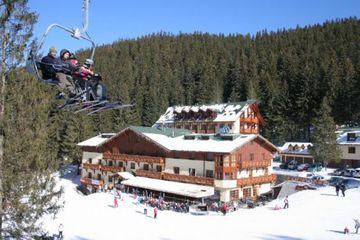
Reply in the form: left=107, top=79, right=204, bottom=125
left=77, top=133, right=116, bottom=147
left=279, top=142, right=313, bottom=156
left=337, top=131, right=360, bottom=145
left=155, top=100, right=257, bottom=124
left=78, top=126, right=278, bottom=154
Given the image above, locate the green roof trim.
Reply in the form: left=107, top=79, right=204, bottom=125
left=129, top=126, right=191, bottom=137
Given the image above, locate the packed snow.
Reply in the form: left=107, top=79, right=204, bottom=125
left=41, top=167, right=360, bottom=240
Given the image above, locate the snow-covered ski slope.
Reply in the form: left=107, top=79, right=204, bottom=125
left=42, top=167, right=360, bottom=240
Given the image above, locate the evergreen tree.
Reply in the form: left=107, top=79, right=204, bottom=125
left=0, top=1, right=62, bottom=237
left=310, top=97, right=341, bottom=164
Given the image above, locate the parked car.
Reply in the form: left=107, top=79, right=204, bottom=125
left=332, top=168, right=346, bottom=176
left=279, top=162, right=289, bottom=169
left=329, top=177, right=344, bottom=186
left=344, top=169, right=357, bottom=177
left=342, top=178, right=360, bottom=189
left=287, top=160, right=299, bottom=170
left=328, top=177, right=360, bottom=189
left=309, top=163, right=323, bottom=172
left=353, top=169, right=360, bottom=178
left=297, top=163, right=310, bottom=171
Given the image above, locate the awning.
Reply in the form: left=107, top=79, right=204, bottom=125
left=122, top=177, right=214, bottom=198
left=115, top=171, right=135, bottom=180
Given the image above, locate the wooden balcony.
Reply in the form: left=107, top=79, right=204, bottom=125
left=136, top=169, right=163, bottom=179
left=80, top=177, right=104, bottom=186
left=240, top=117, right=259, bottom=124
left=82, top=163, right=101, bottom=170
left=82, top=163, right=124, bottom=173
left=163, top=172, right=214, bottom=186
left=103, top=153, right=165, bottom=164
left=238, top=160, right=270, bottom=169
left=100, top=165, right=125, bottom=172
left=240, top=129, right=258, bottom=134
left=237, top=174, right=277, bottom=187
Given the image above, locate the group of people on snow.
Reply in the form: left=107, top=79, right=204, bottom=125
left=41, top=46, right=95, bottom=97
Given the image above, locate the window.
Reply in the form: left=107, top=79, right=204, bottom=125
left=250, top=153, right=254, bottom=161
left=109, top=161, right=113, bottom=166
left=156, top=165, right=162, bottom=172
left=173, top=167, right=180, bottom=174
left=189, top=168, right=196, bottom=176
left=224, top=173, right=232, bottom=180
left=348, top=147, right=356, bottom=154
left=119, top=161, right=123, bottom=167
left=205, top=170, right=214, bottom=178
left=108, top=176, right=113, bottom=182
left=88, top=158, right=92, bottom=164
left=230, top=190, right=239, bottom=201
left=88, top=172, right=92, bottom=178
left=143, top=164, right=149, bottom=171
left=130, top=163, right=136, bottom=169
left=97, top=174, right=101, bottom=180
left=206, top=153, right=214, bottom=161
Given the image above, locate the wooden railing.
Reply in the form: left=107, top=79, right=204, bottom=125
left=240, top=128, right=258, bottom=134
left=80, top=177, right=104, bottom=186
left=237, top=174, right=277, bottom=187
left=240, top=117, right=259, bottom=124
left=103, top=153, right=165, bottom=164
left=163, top=172, right=214, bottom=186
left=82, top=163, right=101, bottom=170
left=238, top=160, right=270, bottom=169
left=136, top=169, right=163, bottom=179
left=100, top=165, right=125, bottom=172
left=82, top=163, right=125, bottom=173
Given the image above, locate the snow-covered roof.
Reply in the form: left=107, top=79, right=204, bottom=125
left=116, top=172, right=135, bottom=180
left=337, top=131, right=360, bottom=145
left=78, top=126, right=278, bottom=153
left=142, top=132, right=258, bottom=153
left=122, top=176, right=214, bottom=198
left=156, top=101, right=256, bottom=124
left=77, top=133, right=116, bottom=147
left=279, top=142, right=313, bottom=155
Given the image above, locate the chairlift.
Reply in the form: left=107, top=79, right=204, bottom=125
left=26, top=0, right=134, bottom=114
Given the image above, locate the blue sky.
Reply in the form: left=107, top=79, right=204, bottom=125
left=29, top=0, right=360, bottom=55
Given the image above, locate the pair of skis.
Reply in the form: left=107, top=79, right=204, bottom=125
left=59, top=100, right=134, bottom=115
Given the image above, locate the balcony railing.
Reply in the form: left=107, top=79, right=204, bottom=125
left=80, top=177, right=104, bottom=186
left=82, top=163, right=125, bottom=173
left=240, top=117, right=259, bottom=124
left=82, top=163, right=101, bottom=170
left=240, top=129, right=258, bottom=134
left=237, top=174, right=277, bottom=187
left=163, top=172, right=214, bottom=186
left=238, top=160, right=270, bottom=169
left=100, top=165, right=125, bottom=172
left=136, top=169, right=163, bottom=179
left=103, top=153, right=165, bottom=164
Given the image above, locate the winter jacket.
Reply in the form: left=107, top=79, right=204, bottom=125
left=41, top=54, right=61, bottom=79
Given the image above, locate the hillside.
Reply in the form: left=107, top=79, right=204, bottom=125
left=75, top=18, right=360, bottom=144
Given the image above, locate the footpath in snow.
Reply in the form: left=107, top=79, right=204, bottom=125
left=41, top=167, right=360, bottom=240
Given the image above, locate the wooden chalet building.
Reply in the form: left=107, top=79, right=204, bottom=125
left=278, top=142, right=314, bottom=164
left=78, top=126, right=278, bottom=202
left=154, top=100, right=263, bottom=135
